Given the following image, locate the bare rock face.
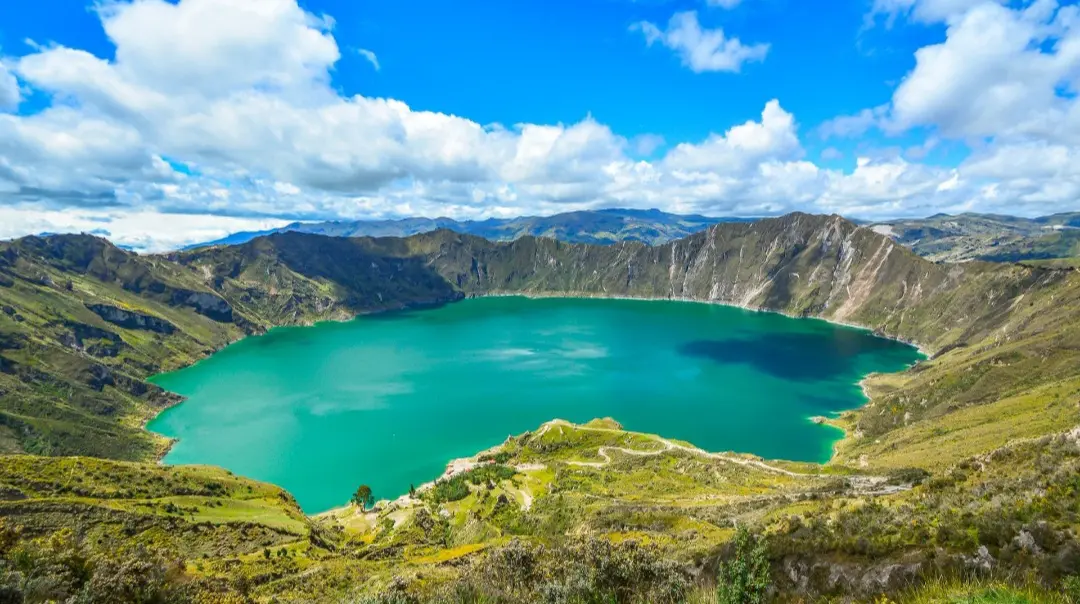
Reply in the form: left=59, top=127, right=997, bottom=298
left=170, top=289, right=235, bottom=322
left=85, top=303, right=177, bottom=335
left=779, top=555, right=924, bottom=599
left=967, top=545, right=995, bottom=573
left=1015, top=530, right=1041, bottom=554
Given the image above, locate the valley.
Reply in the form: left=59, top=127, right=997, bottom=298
left=146, top=296, right=921, bottom=513
left=0, top=213, right=1078, bottom=602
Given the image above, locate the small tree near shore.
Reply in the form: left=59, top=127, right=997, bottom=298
left=353, top=485, right=374, bottom=510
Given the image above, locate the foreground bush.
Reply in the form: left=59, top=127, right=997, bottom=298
left=0, top=522, right=191, bottom=603
left=716, top=527, right=770, bottom=604
left=360, top=538, right=690, bottom=604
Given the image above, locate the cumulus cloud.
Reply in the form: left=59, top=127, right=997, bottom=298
left=664, top=101, right=800, bottom=171
left=633, top=11, right=769, bottom=73
left=821, top=0, right=1080, bottom=218
left=887, top=1, right=1080, bottom=141
left=0, top=0, right=1078, bottom=250
left=850, top=0, right=1080, bottom=144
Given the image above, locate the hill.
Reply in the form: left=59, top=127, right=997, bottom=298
left=187, top=208, right=743, bottom=249
left=872, top=212, right=1080, bottom=262
left=0, top=213, right=1079, bottom=601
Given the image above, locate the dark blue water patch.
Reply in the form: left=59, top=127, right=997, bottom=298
left=678, top=329, right=914, bottom=382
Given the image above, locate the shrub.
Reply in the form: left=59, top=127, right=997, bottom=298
left=427, top=465, right=517, bottom=504
left=428, top=476, right=471, bottom=504
left=717, top=527, right=770, bottom=604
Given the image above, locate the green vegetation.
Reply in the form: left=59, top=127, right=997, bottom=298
left=716, top=527, right=770, bottom=604
left=885, top=577, right=1074, bottom=603
left=1, top=213, right=1079, bottom=601
left=977, top=228, right=1080, bottom=263
left=872, top=212, right=1080, bottom=262
left=425, top=465, right=517, bottom=505
left=0, top=524, right=191, bottom=604
left=354, top=485, right=374, bottom=510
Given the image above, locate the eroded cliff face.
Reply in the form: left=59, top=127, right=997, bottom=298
left=414, top=213, right=1071, bottom=354
left=1, top=212, right=1076, bottom=459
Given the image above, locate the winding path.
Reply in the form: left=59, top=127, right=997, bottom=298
left=549, top=420, right=808, bottom=477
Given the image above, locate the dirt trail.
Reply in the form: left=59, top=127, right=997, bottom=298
left=551, top=421, right=917, bottom=497
left=549, top=420, right=806, bottom=477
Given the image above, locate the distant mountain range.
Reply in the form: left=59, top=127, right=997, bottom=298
left=187, top=208, right=753, bottom=249
left=3, top=213, right=1080, bottom=601
left=870, top=212, right=1080, bottom=263
left=188, top=208, right=1080, bottom=266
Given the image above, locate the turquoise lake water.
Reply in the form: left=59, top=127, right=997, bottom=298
left=148, top=297, right=923, bottom=513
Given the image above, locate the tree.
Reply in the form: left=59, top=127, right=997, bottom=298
left=353, top=485, right=374, bottom=510
left=717, top=526, right=770, bottom=604
left=409, top=484, right=417, bottom=498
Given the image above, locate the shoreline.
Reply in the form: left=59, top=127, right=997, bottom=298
left=473, top=291, right=934, bottom=357
left=146, top=290, right=932, bottom=515
left=143, top=297, right=461, bottom=464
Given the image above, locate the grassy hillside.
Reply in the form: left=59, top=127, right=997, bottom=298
left=977, top=228, right=1080, bottom=263
left=873, top=212, right=1080, bottom=262
left=1, top=213, right=1079, bottom=601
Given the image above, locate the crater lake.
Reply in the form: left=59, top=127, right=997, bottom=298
left=148, top=297, right=923, bottom=513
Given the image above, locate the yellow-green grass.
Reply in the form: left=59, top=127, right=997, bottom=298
left=890, top=577, right=1072, bottom=604
left=836, top=375, right=1080, bottom=470
left=107, top=495, right=308, bottom=534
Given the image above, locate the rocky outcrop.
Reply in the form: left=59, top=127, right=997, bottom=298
left=169, top=289, right=234, bottom=322
left=778, top=555, right=926, bottom=599
left=85, top=303, right=176, bottom=334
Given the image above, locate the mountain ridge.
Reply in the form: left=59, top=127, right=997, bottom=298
left=1, top=212, right=1078, bottom=601
left=184, top=208, right=750, bottom=250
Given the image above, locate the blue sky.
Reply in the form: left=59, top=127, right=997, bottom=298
left=0, top=0, right=1078, bottom=250
left=3, top=0, right=944, bottom=161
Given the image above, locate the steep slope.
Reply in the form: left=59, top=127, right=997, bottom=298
left=175, top=213, right=1080, bottom=469
left=0, top=235, right=252, bottom=459
left=403, top=212, right=1066, bottom=352
left=2, top=213, right=1079, bottom=601
left=4, top=213, right=1074, bottom=461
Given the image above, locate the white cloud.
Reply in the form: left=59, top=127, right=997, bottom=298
left=633, top=11, right=769, bottom=73
left=0, top=61, right=19, bottom=111
left=817, top=106, right=887, bottom=139
left=0, top=204, right=289, bottom=253
left=357, top=48, right=380, bottom=71
left=1, top=0, right=1079, bottom=250
left=818, top=0, right=1080, bottom=219
left=869, top=0, right=1006, bottom=25
left=887, top=1, right=1080, bottom=140
left=706, top=0, right=744, bottom=8
left=96, top=0, right=339, bottom=100
left=664, top=100, right=800, bottom=172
